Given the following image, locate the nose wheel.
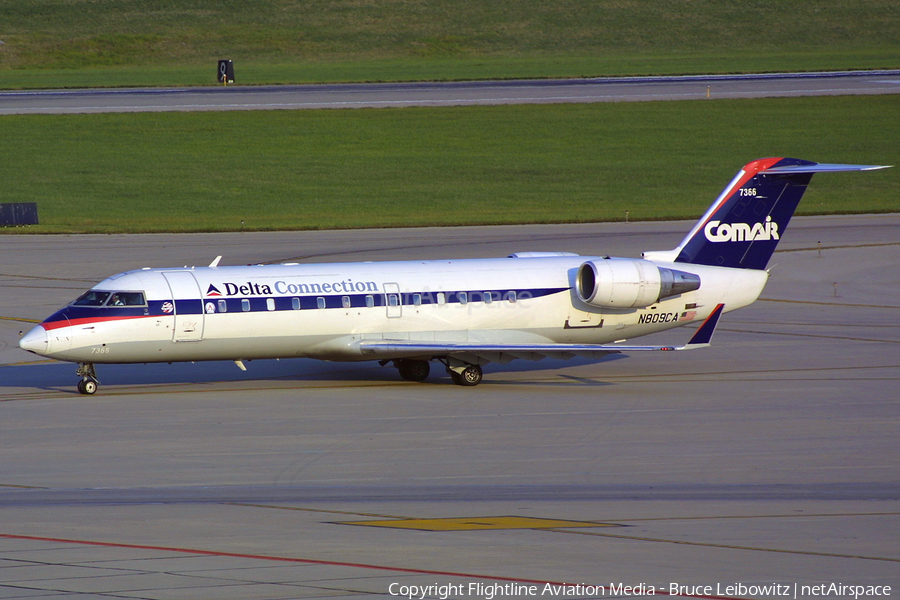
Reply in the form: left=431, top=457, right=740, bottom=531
left=76, top=363, right=99, bottom=395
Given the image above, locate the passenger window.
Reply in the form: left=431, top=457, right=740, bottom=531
left=317, top=297, right=326, bottom=309
left=217, top=299, right=227, bottom=313
left=507, top=291, right=517, bottom=303
left=437, top=292, right=446, bottom=305
left=413, top=293, right=421, bottom=306
left=484, top=291, right=493, bottom=304
left=292, top=297, right=301, bottom=310
left=241, top=299, right=250, bottom=312
left=458, top=292, right=467, bottom=305
left=388, top=294, right=399, bottom=307
left=366, top=295, right=375, bottom=308
left=266, top=298, right=275, bottom=311
left=342, top=296, right=351, bottom=309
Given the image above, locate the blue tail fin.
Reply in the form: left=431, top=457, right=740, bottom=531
left=647, top=158, right=889, bottom=270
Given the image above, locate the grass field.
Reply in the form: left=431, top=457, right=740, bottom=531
left=1, top=0, right=898, bottom=88
left=0, top=1, right=896, bottom=234
left=1, top=95, right=896, bottom=234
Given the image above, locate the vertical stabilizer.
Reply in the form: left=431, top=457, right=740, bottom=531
left=644, top=158, right=889, bottom=270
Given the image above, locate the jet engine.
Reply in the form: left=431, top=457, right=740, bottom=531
left=576, top=258, right=701, bottom=309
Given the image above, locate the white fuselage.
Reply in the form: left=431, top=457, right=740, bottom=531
left=24, top=255, right=768, bottom=365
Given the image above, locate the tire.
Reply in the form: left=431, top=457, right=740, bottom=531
left=398, top=359, right=430, bottom=382
left=454, top=365, right=483, bottom=386
left=79, top=380, right=98, bottom=395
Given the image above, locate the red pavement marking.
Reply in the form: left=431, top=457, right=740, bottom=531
left=0, top=532, right=740, bottom=599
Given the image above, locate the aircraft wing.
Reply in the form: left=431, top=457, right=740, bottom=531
left=359, top=304, right=724, bottom=364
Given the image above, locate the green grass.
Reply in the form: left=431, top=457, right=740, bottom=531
left=0, top=1, right=894, bottom=235
left=1, top=0, right=898, bottom=88
left=1, top=96, right=896, bottom=234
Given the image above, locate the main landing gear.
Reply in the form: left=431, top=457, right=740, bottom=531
left=76, top=363, right=99, bottom=395
left=388, top=358, right=484, bottom=386
left=448, top=364, right=483, bottom=386
left=397, top=358, right=430, bottom=382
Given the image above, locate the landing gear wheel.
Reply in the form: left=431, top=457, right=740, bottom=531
left=452, top=364, right=483, bottom=386
left=397, top=359, right=430, bottom=382
left=78, top=379, right=98, bottom=395
left=75, top=363, right=99, bottom=395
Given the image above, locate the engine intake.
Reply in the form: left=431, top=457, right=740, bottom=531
left=576, top=259, right=701, bottom=309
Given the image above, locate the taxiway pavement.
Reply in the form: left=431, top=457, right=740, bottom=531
left=2, top=71, right=899, bottom=114
left=1, top=217, right=898, bottom=599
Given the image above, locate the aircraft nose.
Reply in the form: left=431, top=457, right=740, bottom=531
left=19, top=325, right=49, bottom=355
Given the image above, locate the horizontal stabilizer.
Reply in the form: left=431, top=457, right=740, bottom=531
left=761, top=163, right=890, bottom=174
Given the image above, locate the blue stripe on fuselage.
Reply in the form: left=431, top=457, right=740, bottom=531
left=201, top=287, right=567, bottom=313
left=41, top=287, right=568, bottom=326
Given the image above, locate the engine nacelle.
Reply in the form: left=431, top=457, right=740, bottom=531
left=576, top=259, right=701, bottom=309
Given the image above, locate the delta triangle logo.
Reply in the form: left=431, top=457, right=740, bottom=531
left=206, top=284, right=223, bottom=297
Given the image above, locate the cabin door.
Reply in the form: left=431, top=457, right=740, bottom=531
left=162, top=271, right=205, bottom=341
left=383, top=282, right=402, bottom=318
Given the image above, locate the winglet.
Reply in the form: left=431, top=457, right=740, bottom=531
left=680, top=303, right=725, bottom=349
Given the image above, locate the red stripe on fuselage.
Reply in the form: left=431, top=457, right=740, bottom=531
left=41, top=315, right=151, bottom=331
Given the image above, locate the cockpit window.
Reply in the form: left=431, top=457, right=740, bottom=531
left=107, top=292, right=146, bottom=306
left=72, top=291, right=111, bottom=306
left=71, top=290, right=146, bottom=307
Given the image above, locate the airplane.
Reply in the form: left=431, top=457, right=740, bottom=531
left=18, top=157, right=888, bottom=394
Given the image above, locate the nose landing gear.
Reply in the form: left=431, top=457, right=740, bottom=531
left=76, top=363, right=99, bottom=395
